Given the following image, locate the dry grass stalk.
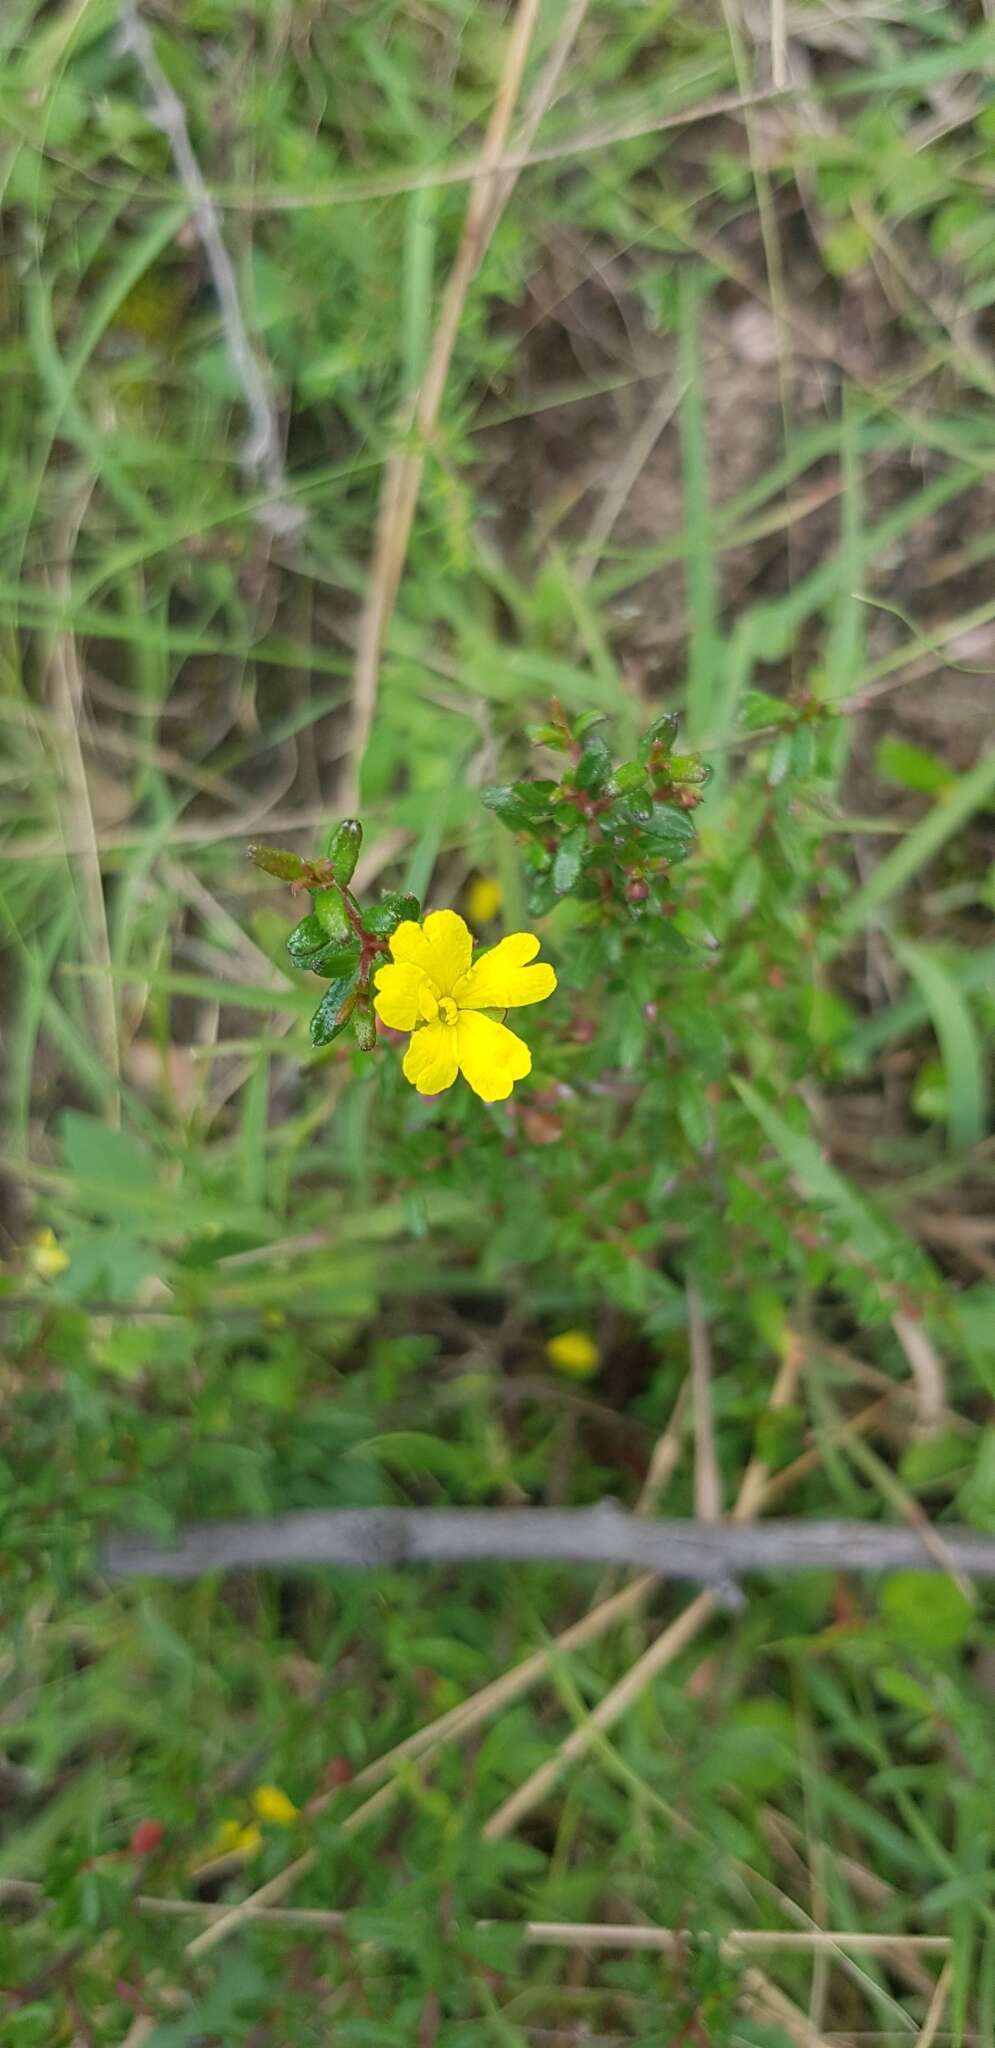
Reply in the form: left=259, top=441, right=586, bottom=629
left=344, top=0, right=544, bottom=806
left=118, top=1, right=300, bottom=533
left=688, top=1284, right=723, bottom=1521
left=891, top=1311, right=947, bottom=1438
left=482, top=1342, right=803, bottom=1840
left=915, top=1961, right=952, bottom=2048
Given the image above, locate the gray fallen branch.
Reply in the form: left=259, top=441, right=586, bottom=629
left=118, top=2, right=303, bottom=536
left=101, top=1505, right=995, bottom=1592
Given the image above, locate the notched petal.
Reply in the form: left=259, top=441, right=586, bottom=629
left=373, top=960, right=430, bottom=1033
left=402, top=1021, right=459, bottom=1096
left=457, top=1011, right=532, bottom=1102
left=455, top=931, right=557, bottom=1011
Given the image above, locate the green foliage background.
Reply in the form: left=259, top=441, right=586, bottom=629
left=2, top=0, right=995, bottom=2039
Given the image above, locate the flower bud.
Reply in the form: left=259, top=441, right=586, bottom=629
left=325, top=818, right=363, bottom=885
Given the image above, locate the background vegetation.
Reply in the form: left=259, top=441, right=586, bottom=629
left=2, top=0, right=995, bottom=2040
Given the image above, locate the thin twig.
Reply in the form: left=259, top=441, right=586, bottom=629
left=118, top=2, right=302, bottom=535
left=688, top=1284, right=723, bottom=1521
left=203, top=84, right=794, bottom=215
left=344, top=0, right=542, bottom=806
left=575, top=371, right=686, bottom=586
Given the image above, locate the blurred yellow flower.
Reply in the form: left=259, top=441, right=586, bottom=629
left=467, top=875, right=503, bottom=924
left=29, top=1228, right=69, bottom=1281
left=373, top=910, right=556, bottom=1103
left=546, top=1329, right=600, bottom=1378
left=191, top=1818, right=262, bottom=1870
left=253, top=1783, right=298, bottom=1825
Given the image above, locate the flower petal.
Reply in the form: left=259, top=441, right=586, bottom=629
left=454, top=932, right=557, bottom=1011
left=373, top=960, right=430, bottom=1032
left=456, top=1010, right=532, bottom=1102
left=389, top=910, right=473, bottom=995
left=402, top=1021, right=459, bottom=1095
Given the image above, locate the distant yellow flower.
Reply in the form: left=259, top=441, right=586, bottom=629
left=546, top=1329, right=600, bottom=1379
left=29, top=1228, right=69, bottom=1281
left=373, top=910, right=556, bottom=1103
left=191, top=1818, right=262, bottom=1870
left=467, top=875, right=503, bottom=924
left=253, top=1783, right=298, bottom=1826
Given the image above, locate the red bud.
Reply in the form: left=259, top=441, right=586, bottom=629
left=128, top=1820, right=165, bottom=1856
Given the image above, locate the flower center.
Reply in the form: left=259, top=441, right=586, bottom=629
left=417, top=985, right=459, bottom=1028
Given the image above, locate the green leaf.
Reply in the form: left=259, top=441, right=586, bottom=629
left=611, top=788, right=652, bottom=827
left=61, top=1113, right=157, bottom=1189
left=574, top=733, right=612, bottom=791
left=287, top=914, right=361, bottom=979
left=643, top=803, right=696, bottom=852
left=353, top=1431, right=476, bottom=1480
left=363, top=892, right=420, bottom=937
left=612, top=758, right=648, bottom=794
left=640, top=709, right=679, bottom=759
left=482, top=781, right=557, bottom=832
left=310, top=970, right=361, bottom=1047
left=732, top=1077, right=893, bottom=1261
left=873, top=1667, right=936, bottom=1716
left=314, top=939, right=362, bottom=979
left=312, top=887, right=352, bottom=941
left=552, top=827, right=587, bottom=895
left=574, top=710, right=607, bottom=739
left=730, top=851, right=763, bottom=920
left=893, top=937, right=989, bottom=1151
left=876, top=737, right=953, bottom=796
left=880, top=1573, right=974, bottom=1653
left=527, top=866, right=559, bottom=916
left=952, top=1292, right=995, bottom=1400
left=899, top=1431, right=969, bottom=1493
left=286, top=912, right=329, bottom=967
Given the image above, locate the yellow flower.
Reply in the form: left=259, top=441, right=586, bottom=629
left=29, top=1228, right=70, bottom=1281
left=373, top=910, right=556, bottom=1103
left=546, top=1329, right=600, bottom=1379
left=466, top=875, right=503, bottom=924
left=191, top=1818, right=262, bottom=1869
left=252, top=1783, right=298, bottom=1826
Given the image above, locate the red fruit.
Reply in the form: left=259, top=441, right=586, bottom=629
left=322, top=1757, right=352, bottom=1790
left=129, top=1819, right=165, bottom=1856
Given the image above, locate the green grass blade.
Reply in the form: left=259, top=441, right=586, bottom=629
left=893, top=938, right=990, bottom=1152
left=679, top=268, right=718, bottom=745
left=838, top=748, right=995, bottom=936
left=847, top=939, right=995, bottom=1061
